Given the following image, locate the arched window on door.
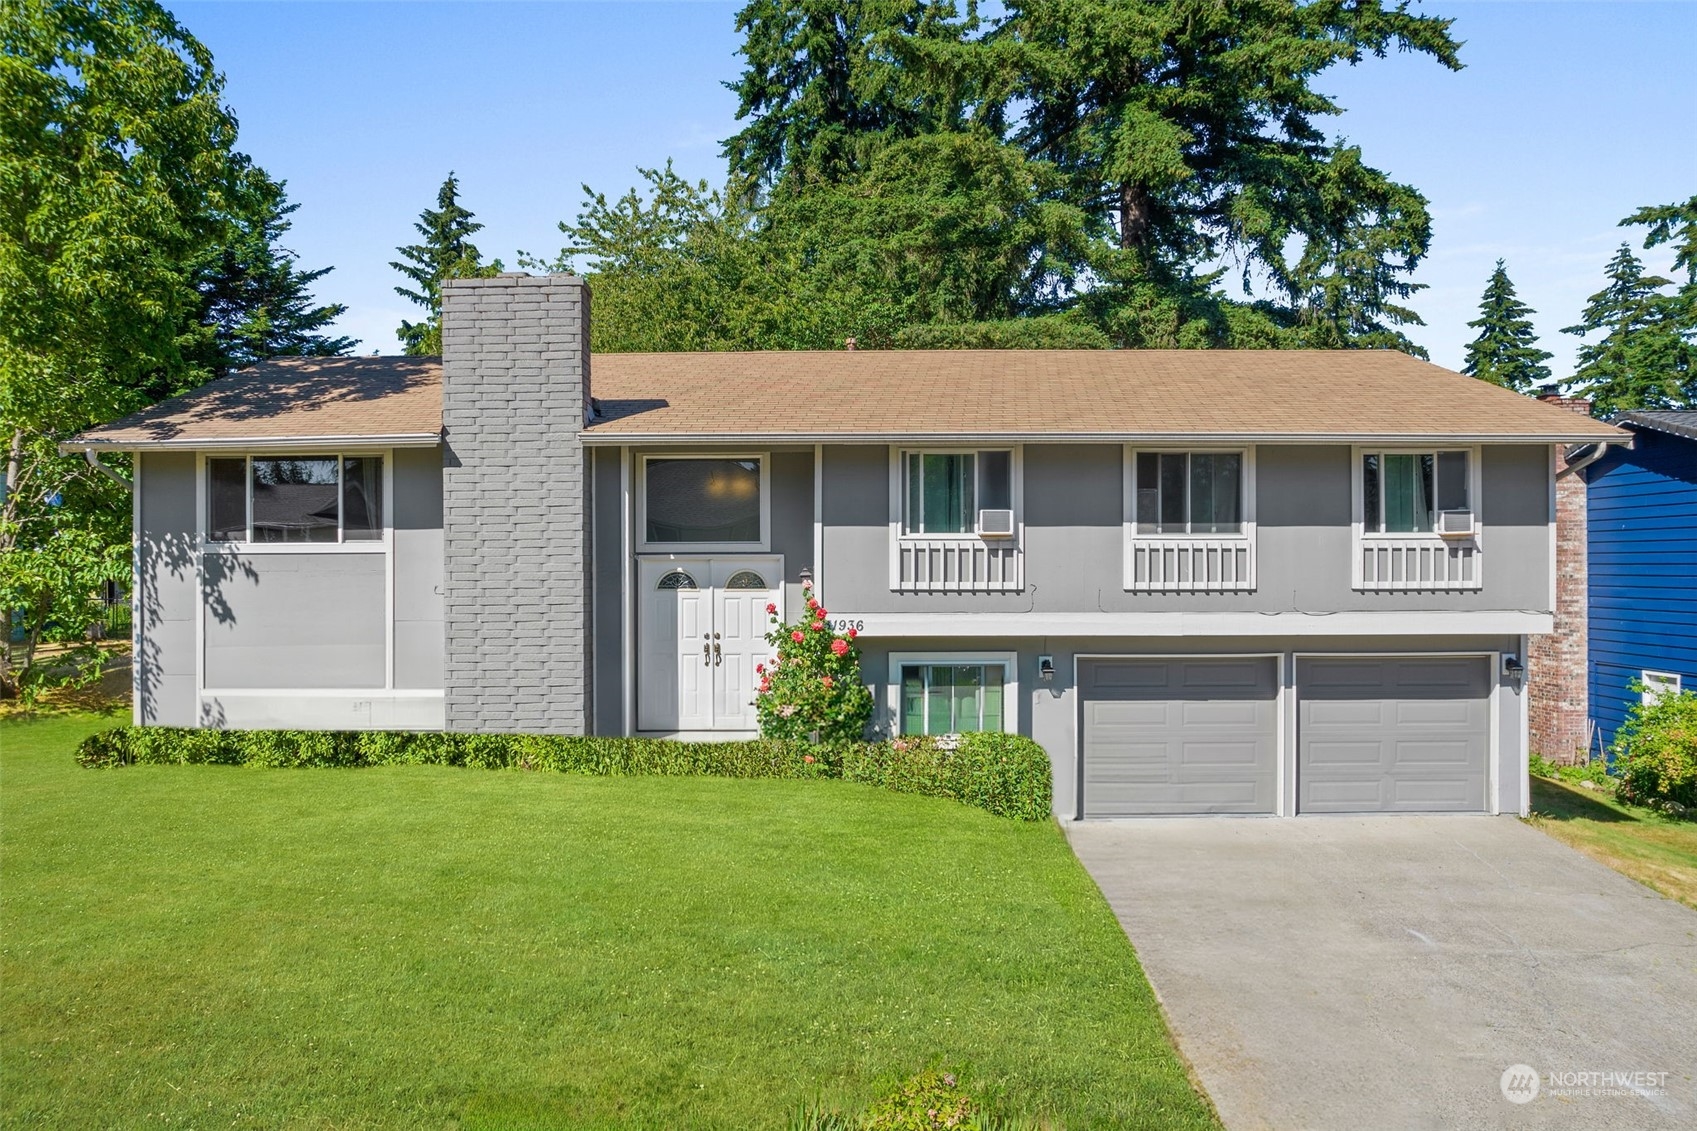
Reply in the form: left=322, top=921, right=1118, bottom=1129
left=724, top=570, right=768, bottom=590
left=656, top=569, right=698, bottom=590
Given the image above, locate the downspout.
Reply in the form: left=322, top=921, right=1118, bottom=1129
left=84, top=447, right=132, bottom=491
left=1558, top=441, right=1610, bottom=479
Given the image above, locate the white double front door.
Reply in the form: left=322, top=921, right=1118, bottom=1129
left=637, top=557, right=783, bottom=733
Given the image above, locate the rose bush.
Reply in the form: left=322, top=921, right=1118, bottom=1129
left=754, top=580, right=874, bottom=743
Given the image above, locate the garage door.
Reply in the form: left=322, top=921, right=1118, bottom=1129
left=1297, top=657, right=1490, bottom=814
left=1080, top=657, right=1278, bottom=816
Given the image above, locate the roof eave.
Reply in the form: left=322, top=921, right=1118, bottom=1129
left=579, top=429, right=1630, bottom=446
left=59, top=432, right=444, bottom=455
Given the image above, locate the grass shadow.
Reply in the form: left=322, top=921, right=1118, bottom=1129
left=1529, top=776, right=1637, bottom=823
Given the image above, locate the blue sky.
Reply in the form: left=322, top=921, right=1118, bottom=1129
left=175, top=1, right=1696, bottom=374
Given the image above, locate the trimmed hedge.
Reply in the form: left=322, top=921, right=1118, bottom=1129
left=75, top=727, right=1054, bottom=822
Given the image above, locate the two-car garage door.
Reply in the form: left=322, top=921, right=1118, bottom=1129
left=1080, top=655, right=1491, bottom=816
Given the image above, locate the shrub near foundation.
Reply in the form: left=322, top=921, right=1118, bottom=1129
left=1613, top=689, right=1697, bottom=812
left=74, top=727, right=1054, bottom=821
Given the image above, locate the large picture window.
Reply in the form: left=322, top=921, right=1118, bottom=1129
left=1133, top=451, right=1243, bottom=535
left=899, top=663, right=1006, bottom=735
left=643, top=457, right=764, bottom=545
left=206, top=455, right=384, bottom=544
left=1361, top=450, right=1470, bottom=534
left=902, top=450, right=1013, bottom=535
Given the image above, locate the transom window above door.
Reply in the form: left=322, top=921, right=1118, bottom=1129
left=1133, top=451, right=1244, bottom=535
left=642, top=457, right=767, bottom=548
left=901, top=450, right=1014, bottom=536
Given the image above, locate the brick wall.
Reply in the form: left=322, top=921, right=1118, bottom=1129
left=440, top=274, right=591, bottom=732
left=1528, top=395, right=1592, bottom=763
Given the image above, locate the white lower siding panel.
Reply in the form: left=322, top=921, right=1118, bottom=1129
left=198, top=690, right=444, bottom=731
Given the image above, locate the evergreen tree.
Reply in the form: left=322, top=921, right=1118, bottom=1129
left=390, top=173, right=499, bottom=355
left=723, top=0, right=988, bottom=193
left=189, top=169, right=356, bottom=378
left=1564, top=243, right=1690, bottom=415
left=1461, top=260, right=1551, bottom=392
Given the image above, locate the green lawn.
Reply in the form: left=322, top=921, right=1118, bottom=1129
left=0, top=713, right=1216, bottom=1130
left=1527, top=775, right=1697, bottom=910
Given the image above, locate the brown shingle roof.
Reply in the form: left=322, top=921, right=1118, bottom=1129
left=70, top=356, right=442, bottom=449
left=71, top=348, right=1626, bottom=449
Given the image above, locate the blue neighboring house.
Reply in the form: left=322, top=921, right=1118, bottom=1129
left=1585, top=411, right=1697, bottom=750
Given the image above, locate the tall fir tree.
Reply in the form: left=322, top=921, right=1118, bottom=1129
left=189, top=169, right=356, bottom=378
left=1563, top=243, right=1690, bottom=415
left=390, top=173, right=499, bottom=355
left=1461, top=260, right=1551, bottom=392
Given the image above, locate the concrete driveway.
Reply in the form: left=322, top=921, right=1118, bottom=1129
left=1067, top=816, right=1697, bottom=1130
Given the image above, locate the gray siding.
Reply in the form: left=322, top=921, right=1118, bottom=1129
left=591, top=446, right=624, bottom=734
left=203, top=553, right=386, bottom=688
left=441, top=274, right=590, bottom=732
left=769, top=450, right=815, bottom=607
left=819, top=443, right=1552, bottom=614
left=136, top=452, right=198, bottom=725
left=392, top=447, right=444, bottom=689
left=853, top=634, right=1525, bottom=818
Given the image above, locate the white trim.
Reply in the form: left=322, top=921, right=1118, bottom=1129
left=131, top=452, right=142, bottom=727
left=813, top=442, right=824, bottom=603
left=1123, top=444, right=1258, bottom=592
left=831, top=610, right=1553, bottom=638
left=1292, top=650, right=1502, bottom=816
left=889, top=445, right=1025, bottom=593
left=620, top=447, right=635, bottom=737
left=383, top=447, right=395, bottom=691
left=198, top=450, right=393, bottom=552
left=1519, top=634, right=1532, bottom=817
left=194, top=454, right=206, bottom=713
left=893, top=445, right=1020, bottom=539
left=1351, top=444, right=1484, bottom=591
left=1641, top=670, right=1683, bottom=705
left=199, top=687, right=444, bottom=698
left=885, top=650, right=1019, bottom=737
left=1072, top=651, right=1285, bottom=820
left=635, top=451, right=772, bottom=554
left=74, top=434, right=440, bottom=453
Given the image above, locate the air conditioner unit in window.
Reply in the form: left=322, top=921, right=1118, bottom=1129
left=1437, top=509, right=1475, bottom=537
left=976, top=508, right=1015, bottom=537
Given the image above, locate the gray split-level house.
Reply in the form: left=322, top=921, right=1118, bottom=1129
left=70, top=273, right=1628, bottom=820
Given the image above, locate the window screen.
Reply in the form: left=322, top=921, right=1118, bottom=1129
left=342, top=457, right=383, bottom=541
left=1135, top=452, right=1243, bottom=534
left=207, top=459, right=247, bottom=542
left=905, top=453, right=975, bottom=534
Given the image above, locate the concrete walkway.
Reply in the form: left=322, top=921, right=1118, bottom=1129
left=1067, top=816, right=1697, bottom=1131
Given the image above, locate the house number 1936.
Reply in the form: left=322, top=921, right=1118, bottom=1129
left=831, top=618, right=865, bottom=633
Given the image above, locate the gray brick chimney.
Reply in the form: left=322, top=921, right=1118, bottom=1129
left=440, top=274, right=591, bottom=732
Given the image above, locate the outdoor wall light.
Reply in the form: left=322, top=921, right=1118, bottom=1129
left=1502, top=655, right=1525, bottom=683
left=1038, top=655, right=1056, bottom=682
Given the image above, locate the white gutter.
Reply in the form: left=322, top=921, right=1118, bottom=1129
left=59, top=432, right=442, bottom=454
left=83, top=447, right=132, bottom=491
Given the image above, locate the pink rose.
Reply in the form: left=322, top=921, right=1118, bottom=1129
left=830, top=639, right=849, bottom=657
left=803, top=754, right=815, bottom=764
left=758, top=678, right=771, bottom=692
left=765, top=602, right=776, bottom=615
left=811, top=620, right=825, bottom=631
left=755, top=663, right=765, bottom=674
left=846, top=627, right=857, bottom=639
left=791, top=630, right=804, bottom=643
left=802, top=578, right=813, bottom=590
left=821, top=675, right=834, bottom=689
